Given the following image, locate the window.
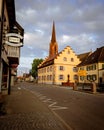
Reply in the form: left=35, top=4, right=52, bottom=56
left=59, top=75, right=64, bottom=80
left=38, top=76, right=40, bottom=81
left=102, top=64, right=104, bottom=69
left=71, top=58, right=74, bottom=62
left=87, top=75, right=92, bottom=81
left=92, top=75, right=97, bottom=81
left=74, top=75, right=78, bottom=80
left=44, top=76, right=46, bottom=81
left=44, top=68, right=46, bottom=73
left=86, top=64, right=96, bottom=71
left=63, top=57, right=67, bottom=61
left=47, top=67, right=49, bottom=72
left=50, top=75, right=52, bottom=80
left=59, top=66, right=64, bottom=71
left=73, top=67, right=78, bottom=72
left=80, top=76, right=84, bottom=81
left=80, top=67, right=84, bottom=70
left=47, top=75, right=50, bottom=80
left=87, top=75, right=97, bottom=81
left=93, top=64, right=96, bottom=70
left=50, top=66, right=52, bottom=71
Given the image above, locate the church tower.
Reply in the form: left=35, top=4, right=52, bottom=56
left=49, top=21, right=58, bottom=57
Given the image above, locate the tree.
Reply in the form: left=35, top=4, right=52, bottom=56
left=30, top=58, right=43, bottom=78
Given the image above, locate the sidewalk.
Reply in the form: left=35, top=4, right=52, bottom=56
left=0, top=82, right=68, bottom=130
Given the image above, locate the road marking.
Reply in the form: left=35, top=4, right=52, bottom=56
left=52, top=106, right=68, bottom=111
left=39, top=96, right=47, bottom=100
left=49, top=102, right=57, bottom=107
left=48, top=101, right=68, bottom=111
left=42, top=98, right=52, bottom=103
left=30, top=91, right=68, bottom=111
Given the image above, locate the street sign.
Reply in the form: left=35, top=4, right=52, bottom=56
left=78, top=70, right=87, bottom=76
left=5, top=33, right=23, bottom=47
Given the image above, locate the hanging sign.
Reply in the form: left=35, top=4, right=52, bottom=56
left=78, top=70, right=87, bottom=76
left=5, top=33, right=23, bottom=47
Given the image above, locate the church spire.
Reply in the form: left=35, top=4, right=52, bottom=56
left=49, top=21, right=58, bottom=57
left=51, top=21, right=56, bottom=43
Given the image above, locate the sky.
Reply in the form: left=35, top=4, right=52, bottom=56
left=15, top=0, right=104, bottom=75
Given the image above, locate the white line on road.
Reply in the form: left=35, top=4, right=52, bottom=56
left=48, top=101, right=68, bottom=111
left=52, top=106, right=68, bottom=111
left=39, top=96, right=47, bottom=100
left=28, top=90, right=69, bottom=111
left=49, top=102, right=57, bottom=107
left=42, top=98, right=52, bottom=103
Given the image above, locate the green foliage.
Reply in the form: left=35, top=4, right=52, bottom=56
left=31, top=58, right=43, bottom=78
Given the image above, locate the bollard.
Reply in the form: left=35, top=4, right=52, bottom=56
left=92, top=82, right=96, bottom=94
left=73, top=82, right=77, bottom=90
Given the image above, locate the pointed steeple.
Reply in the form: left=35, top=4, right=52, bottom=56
left=51, top=21, right=56, bottom=43
left=49, top=21, right=58, bottom=57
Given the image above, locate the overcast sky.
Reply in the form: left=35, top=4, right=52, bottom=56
left=15, top=0, right=104, bottom=74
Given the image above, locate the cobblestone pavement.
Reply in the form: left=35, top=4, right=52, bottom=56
left=0, top=83, right=69, bottom=130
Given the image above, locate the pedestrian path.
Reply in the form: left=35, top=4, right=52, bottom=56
left=0, top=82, right=68, bottom=130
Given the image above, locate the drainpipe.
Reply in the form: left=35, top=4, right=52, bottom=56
left=0, top=0, right=4, bottom=92
left=97, top=63, right=99, bottom=87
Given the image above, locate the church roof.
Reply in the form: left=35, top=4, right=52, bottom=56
left=51, top=21, right=56, bottom=43
left=38, top=54, right=56, bottom=69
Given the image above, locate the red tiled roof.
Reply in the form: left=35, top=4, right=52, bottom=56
left=78, top=46, right=104, bottom=66
left=38, top=55, right=56, bottom=68
left=77, top=52, right=91, bottom=62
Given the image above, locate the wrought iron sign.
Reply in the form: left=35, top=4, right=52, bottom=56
left=5, top=33, right=23, bottom=47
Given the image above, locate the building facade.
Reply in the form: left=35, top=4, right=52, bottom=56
left=38, top=22, right=80, bottom=85
left=78, top=47, right=104, bottom=86
left=0, top=0, right=24, bottom=94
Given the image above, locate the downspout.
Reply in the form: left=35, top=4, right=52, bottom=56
left=8, top=63, right=11, bottom=95
left=97, top=63, right=99, bottom=87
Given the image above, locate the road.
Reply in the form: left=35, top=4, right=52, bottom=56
left=21, top=82, right=104, bottom=130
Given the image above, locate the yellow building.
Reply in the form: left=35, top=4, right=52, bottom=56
left=77, top=46, right=104, bottom=87
left=38, top=22, right=80, bottom=85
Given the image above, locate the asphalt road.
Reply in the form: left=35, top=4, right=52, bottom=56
left=22, top=82, right=104, bottom=130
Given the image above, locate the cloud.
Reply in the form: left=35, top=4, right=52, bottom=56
left=15, top=0, right=104, bottom=72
